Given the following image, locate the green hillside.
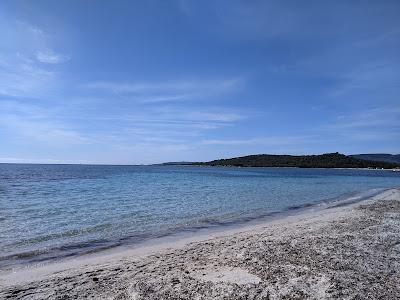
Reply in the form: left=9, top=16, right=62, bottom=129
left=350, top=154, right=400, bottom=164
left=196, top=152, right=399, bottom=169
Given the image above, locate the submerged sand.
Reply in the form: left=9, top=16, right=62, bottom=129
left=1, top=188, right=400, bottom=299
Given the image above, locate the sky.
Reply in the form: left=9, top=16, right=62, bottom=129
left=0, top=0, right=399, bottom=164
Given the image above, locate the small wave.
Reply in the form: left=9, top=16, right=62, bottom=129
left=0, top=238, right=114, bottom=269
left=5, top=223, right=113, bottom=248
left=287, top=202, right=315, bottom=210
left=323, top=188, right=387, bottom=208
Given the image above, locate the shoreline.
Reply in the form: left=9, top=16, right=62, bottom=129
left=1, top=188, right=400, bottom=298
left=0, top=187, right=387, bottom=271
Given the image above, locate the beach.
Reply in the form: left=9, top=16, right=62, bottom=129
left=1, top=188, right=399, bottom=299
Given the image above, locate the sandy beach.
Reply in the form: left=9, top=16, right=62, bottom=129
left=1, top=188, right=399, bottom=299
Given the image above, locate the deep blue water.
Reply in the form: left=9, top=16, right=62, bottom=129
left=1, top=164, right=399, bottom=268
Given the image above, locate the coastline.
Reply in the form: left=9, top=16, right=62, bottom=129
left=1, top=188, right=400, bottom=299
left=0, top=187, right=387, bottom=271
left=165, top=164, right=399, bottom=170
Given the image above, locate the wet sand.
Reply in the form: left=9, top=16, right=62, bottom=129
left=1, top=188, right=400, bottom=299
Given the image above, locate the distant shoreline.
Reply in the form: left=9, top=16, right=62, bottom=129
left=0, top=162, right=399, bottom=170
left=2, top=152, right=399, bottom=167
left=191, top=152, right=400, bottom=169
left=161, top=164, right=399, bottom=171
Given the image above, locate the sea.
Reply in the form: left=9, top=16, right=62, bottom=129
left=1, top=163, right=399, bottom=269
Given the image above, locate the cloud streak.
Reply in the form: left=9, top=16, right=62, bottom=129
left=85, top=78, right=243, bottom=103
left=329, top=106, right=400, bottom=130
left=201, top=135, right=314, bottom=146
left=0, top=100, right=88, bottom=145
left=0, top=56, right=55, bottom=97
left=0, top=20, right=69, bottom=98
left=36, top=49, right=70, bottom=64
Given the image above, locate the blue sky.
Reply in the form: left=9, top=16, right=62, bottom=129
left=1, top=1, right=399, bottom=164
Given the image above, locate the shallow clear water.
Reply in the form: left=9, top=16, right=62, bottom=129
left=1, top=164, right=399, bottom=268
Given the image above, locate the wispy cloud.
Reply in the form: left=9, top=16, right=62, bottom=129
left=329, top=106, right=400, bottom=130
left=0, top=20, right=68, bottom=97
left=0, top=56, right=55, bottom=97
left=88, top=107, right=246, bottom=146
left=0, top=97, right=247, bottom=151
left=85, top=78, right=243, bottom=103
left=187, top=112, right=244, bottom=122
left=36, top=49, right=70, bottom=64
left=0, top=100, right=88, bottom=145
left=0, top=114, right=88, bottom=145
left=136, top=94, right=192, bottom=103
left=201, top=135, right=313, bottom=146
left=86, top=79, right=241, bottom=93
left=315, top=106, right=400, bottom=145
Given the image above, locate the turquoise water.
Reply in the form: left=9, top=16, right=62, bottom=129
left=1, top=164, right=399, bottom=268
